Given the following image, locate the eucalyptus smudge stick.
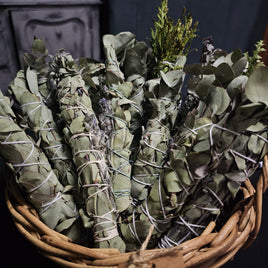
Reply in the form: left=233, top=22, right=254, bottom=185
left=120, top=171, right=178, bottom=251
left=0, top=91, right=83, bottom=242
left=53, top=51, right=126, bottom=251
left=102, top=32, right=145, bottom=133
left=99, top=93, right=134, bottom=213
left=9, top=69, right=78, bottom=189
left=24, top=38, right=58, bottom=111
left=159, top=61, right=268, bottom=248
left=102, top=34, right=142, bottom=212
left=131, top=68, right=185, bottom=201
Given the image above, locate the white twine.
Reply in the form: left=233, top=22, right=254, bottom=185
left=85, top=186, right=109, bottom=200
left=141, top=138, right=167, bottom=155
left=71, top=132, right=95, bottom=140
left=129, top=208, right=142, bottom=245
left=93, top=209, right=119, bottom=242
left=20, top=102, right=42, bottom=118
left=158, top=174, right=166, bottom=219
left=82, top=183, right=109, bottom=188
left=1, top=138, right=43, bottom=171
left=39, top=116, right=55, bottom=132
left=256, top=134, right=268, bottom=143
left=74, top=149, right=103, bottom=156
left=39, top=192, right=64, bottom=214
left=175, top=221, right=206, bottom=229
left=205, top=186, right=224, bottom=207
left=140, top=200, right=161, bottom=233
left=0, top=115, right=12, bottom=120
left=138, top=159, right=163, bottom=169
left=28, top=170, right=53, bottom=193
left=132, top=174, right=159, bottom=186
left=77, top=159, right=107, bottom=178
left=192, top=204, right=220, bottom=213
left=158, top=235, right=179, bottom=248
left=177, top=215, right=199, bottom=237
left=103, top=113, right=129, bottom=127
left=184, top=122, right=265, bottom=166
left=230, top=149, right=257, bottom=164
left=107, top=145, right=133, bottom=163
left=43, top=144, right=69, bottom=161
left=0, top=123, right=68, bottom=214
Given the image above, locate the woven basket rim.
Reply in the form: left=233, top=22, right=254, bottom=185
left=5, top=155, right=268, bottom=268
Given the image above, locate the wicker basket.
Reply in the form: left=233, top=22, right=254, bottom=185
left=5, top=155, right=268, bottom=268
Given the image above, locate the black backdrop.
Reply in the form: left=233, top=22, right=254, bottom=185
left=1, top=0, right=268, bottom=267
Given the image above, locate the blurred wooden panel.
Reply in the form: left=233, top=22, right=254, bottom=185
left=11, top=7, right=101, bottom=66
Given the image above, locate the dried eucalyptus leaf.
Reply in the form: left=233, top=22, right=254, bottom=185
left=0, top=92, right=83, bottom=242
left=231, top=48, right=242, bottom=63
left=247, top=122, right=267, bottom=132
left=215, top=62, right=235, bottom=85
left=207, top=86, right=230, bottom=115
left=53, top=53, right=126, bottom=251
left=227, top=180, right=241, bottom=198
left=183, top=63, right=202, bottom=75
left=232, top=56, right=247, bottom=76
left=26, top=68, right=39, bottom=94
left=245, top=66, right=268, bottom=106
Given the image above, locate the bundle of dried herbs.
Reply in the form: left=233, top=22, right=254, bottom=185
left=0, top=91, right=84, bottom=243
left=52, top=52, right=126, bottom=251
left=9, top=68, right=77, bottom=189
left=158, top=50, right=268, bottom=247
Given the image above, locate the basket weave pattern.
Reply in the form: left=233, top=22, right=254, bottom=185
left=5, top=155, right=268, bottom=268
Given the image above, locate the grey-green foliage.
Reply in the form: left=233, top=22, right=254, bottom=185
left=0, top=91, right=84, bottom=243
left=131, top=66, right=185, bottom=201
left=24, top=38, right=57, bottom=111
left=157, top=52, right=268, bottom=247
left=53, top=51, right=126, bottom=252
left=100, top=33, right=139, bottom=213
left=9, top=69, right=77, bottom=189
left=98, top=90, right=134, bottom=213
left=102, top=32, right=152, bottom=133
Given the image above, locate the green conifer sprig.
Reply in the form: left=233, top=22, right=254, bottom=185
left=150, top=0, right=198, bottom=75
left=244, top=40, right=266, bottom=76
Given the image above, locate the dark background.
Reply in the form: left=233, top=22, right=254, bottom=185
left=1, top=0, right=268, bottom=267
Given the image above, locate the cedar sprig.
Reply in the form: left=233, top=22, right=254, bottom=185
left=150, top=0, right=198, bottom=75
left=244, top=40, right=266, bottom=76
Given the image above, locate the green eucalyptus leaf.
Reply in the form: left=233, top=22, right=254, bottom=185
left=227, top=75, right=248, bottom=97
left=245, top=66, right=268, bottom=106
left=225, top=171, right=247, bottom=183
left=207, top=86, right=230, bottom=115
left=247, top=122, right=267, bottom=132
left=232, top=56, right=248, bottom=76
left=26, top=68, right=39, bottom=94
left=231, top=48, right=242, bottom=63
left=164, top=170, right=182, bottom=193
left=215, top=63, right=235, bottom=85
left=227, top=180, right=241, bottom=198
left=183, top=63, right=202, bottom=75
left=195, top=75, right=215, bottom=99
